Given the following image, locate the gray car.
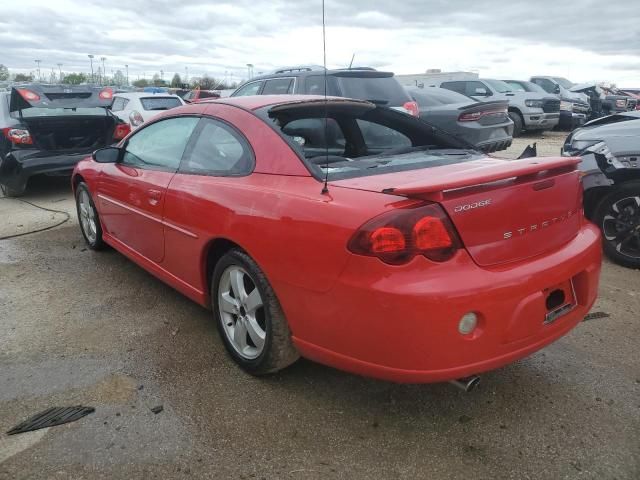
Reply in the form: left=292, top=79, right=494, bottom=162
left=406, top=87, right=513, bottom=153
left=562, top=111, right=640, bottom=268
left=438, top=78, right=560, bottom=136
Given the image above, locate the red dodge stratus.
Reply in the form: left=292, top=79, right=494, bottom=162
left=71, top=95, right=601, bottom=384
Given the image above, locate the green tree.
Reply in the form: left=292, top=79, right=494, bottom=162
left=0, top=64, right=9, bottom=81
left=14, top=73, right=34, bottom=82
left=170, top=73, right=182, bottom=88
left=132, top=78, right=149, bottom=88
left=62, top=72, right=87, bottom=85
left=151, top=73, right=166, bottom=87
left=198, top=75, right=218, bottom=90
left=113, top=70, right=126, bottom=87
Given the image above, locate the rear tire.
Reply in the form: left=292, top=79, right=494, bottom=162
left=75, top=182, right=106, bottom=250
left=1, top=184, right=26, bottom=197
left=508, top=111, right=523, bottom=137
left=593, top=183, right=640, bottom=269
left=212, top=249, right=299, bottom=375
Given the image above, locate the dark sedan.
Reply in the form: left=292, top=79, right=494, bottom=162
left=406, top=87, right=513, bottom=153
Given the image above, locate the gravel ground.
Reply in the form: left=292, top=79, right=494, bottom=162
left=1, top=150, right=639, bottom=479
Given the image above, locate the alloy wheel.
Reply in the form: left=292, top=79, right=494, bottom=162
left=602, top=196, right=640, bottom=259
left=217, top=265, right=266, bottom=360
left=78, top=189, right=97, bottom=244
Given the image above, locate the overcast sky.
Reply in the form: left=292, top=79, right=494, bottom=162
left=1, top=0, right=639, bottom=86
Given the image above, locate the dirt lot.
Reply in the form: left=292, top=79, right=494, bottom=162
left=1, top=136, right=639, bottom=479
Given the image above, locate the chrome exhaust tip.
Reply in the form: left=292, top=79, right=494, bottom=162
left=450, top=375, right=481, bottom=392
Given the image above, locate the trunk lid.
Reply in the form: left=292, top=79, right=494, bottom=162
left=331, top=156, right=583, bottom=266
left=9, top=84, right=112, bottom=113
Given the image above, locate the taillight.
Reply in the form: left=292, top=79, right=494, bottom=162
left=16, top=88, right=40, bottom=102
left=615, top=99, right=626, bottom=108
left=403, top=101, right=419, bottom=117
left=348, top=202, right=461, bottom=264
left=113, top=122, right=131, bottom=140
left=99, top=87, right=113, bottom=100
left=129, top=110, right=144, bottom=127
left=458, top=108, right=507, bottom=122
left=2, top=127, right=33, bottom=145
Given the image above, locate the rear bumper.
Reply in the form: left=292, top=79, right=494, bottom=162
left=523, top=112, right=560, bottom=130
left=0, top=149, right=90, bottom=193
left=284, top=223, right=601, bottom=383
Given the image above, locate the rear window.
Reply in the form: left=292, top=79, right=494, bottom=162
left=140, top=97, right=182, bottom=110
left=334, top=75, right=410, bottom=106
left=262, top=78, right=294, bottom=95
left=257, top=103, right=480, bottom=181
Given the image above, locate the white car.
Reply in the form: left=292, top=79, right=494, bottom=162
left=110, top=92, right=185, bottom=129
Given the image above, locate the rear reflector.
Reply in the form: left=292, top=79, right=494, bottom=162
left=129, top=110, right=144, bottom=127
left=16, top=88, right=40, bottom=102
left=2, top=127, right=33, bottom=145
left=113, top=123, right=131, bottom=140
left=348, top=202, right=461, bottom=264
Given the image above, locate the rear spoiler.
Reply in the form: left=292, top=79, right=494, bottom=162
left=386, top=157, right=581, bottom=201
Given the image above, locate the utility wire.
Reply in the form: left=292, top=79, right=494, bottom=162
left=0, top=197, right=71, bottom=240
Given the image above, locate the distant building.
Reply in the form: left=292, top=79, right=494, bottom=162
left=395, top=71, right=479, bottom=88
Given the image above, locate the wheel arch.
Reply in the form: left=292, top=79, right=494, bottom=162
left=588, top=178, right=640, bottom=219
left=202, top=237, right=250, bottom=305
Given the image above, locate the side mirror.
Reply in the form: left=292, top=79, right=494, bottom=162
left=553, top=85, right=561, bottom=94
left=475, top=87, right=489, bottom=96
left=92, top=146, right=121, bottom=163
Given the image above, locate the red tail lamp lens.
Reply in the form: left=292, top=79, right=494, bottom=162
left=17, top=89, right=40, bottom=102
left=113, top=123, right=131, bottom=140
left=3, top=128, right=33, bottom=145
left=458, top=111, right=482, bottom=122
left=348, top=202, right=461, bottom=265
left=99, top=88, right=113, bottom=100
left=413, top=216, right=453, bottom=250
left=404, top=101, right=420, bottom=117
left=370, top=227, right=406, bottom=253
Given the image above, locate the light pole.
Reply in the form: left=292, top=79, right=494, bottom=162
left=125, top=64, right=129, bottom=85
left=88, top=55, right=94, bottom=83
left=57, top=63, right=63, bottom=82
left=185, top=66, right=189, bottom=84
left=34, top=59, right=41, bottom=82
left=246, top=63, right=253, bottom=80
left=100, top=57, right=106, bottom=85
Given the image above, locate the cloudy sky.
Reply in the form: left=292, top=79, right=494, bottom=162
left=1, top=0, right=639, bottom=86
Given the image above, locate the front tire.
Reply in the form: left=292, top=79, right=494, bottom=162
left=508, top=111, right=523, bottom=137
left=593, top=183, right=640, bottom=269
left=212, top=249, right=299, bottom=375
left=75, top=182, right=106, bottom=250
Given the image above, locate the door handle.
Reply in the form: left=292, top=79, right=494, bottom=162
left=147, top=189, right=162, bottom=206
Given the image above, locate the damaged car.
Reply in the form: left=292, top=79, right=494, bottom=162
left=562, top=111, right=640, bottom=268
left=0, top=84, right=130, bottom=196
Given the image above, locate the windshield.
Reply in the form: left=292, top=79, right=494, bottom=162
left=140, top=97, right=182, bottom=110
left=12, top=107, right=107, bottom=118
left=553, top=77, right=574, bottom=89
left=257, top=104, right=480, bottom=181
left=335, top=75, right=410, bottom=107
left=483, top=79, right=513, bottom=93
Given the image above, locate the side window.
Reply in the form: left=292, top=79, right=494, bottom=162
left=232, top=81, right=263, bottom=97
left=465, top=81, right=489, bottom=97
left=505, top=81, right=525, bottom=92
left=262, top=78, right=294, bottom=95
left=357, top=120, right=411, bottom=151
left=123, top=117, right=199, bottom=170
left=440, top=81, right=466, bottom=95
left=532, top=78, right=555, bottom=94
left=282, top=118, right=346, bottom=157
left=180, top=118, right=254, bottom=176
left=111, top=97, right=126, bottom=111
left=304, top=75, right=338, bottom=96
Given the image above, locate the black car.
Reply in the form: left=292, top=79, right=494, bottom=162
left=562, top=111, right=640, bottom=268
left=406, top=86, right=513, bottom=153
left=230, top=66, right=418, bottom=116
left=0, top=84, right=130, bottom=196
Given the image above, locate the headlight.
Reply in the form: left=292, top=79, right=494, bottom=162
left=525, top=99, right=544, bottom=108
left=560, top=101, right=573, bottom=111
left=572, top=140, right=599, bottom=151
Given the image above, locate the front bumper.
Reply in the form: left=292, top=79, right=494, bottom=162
left=523, top=112, right=560, bottom=130
left=0, top=149, right=90, bottom=193
left=559, top=111, right=587, bottom=130
left=284, top=223, right=601, bottom=383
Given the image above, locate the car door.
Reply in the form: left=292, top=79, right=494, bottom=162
left=96, top=116, right=199, bottom=262
left=161, top=116, right=256, bottom=288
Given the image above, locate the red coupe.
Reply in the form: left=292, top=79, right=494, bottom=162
left=72, top=95, right=601, bottom=384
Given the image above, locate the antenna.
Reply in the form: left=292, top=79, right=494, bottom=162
left=321, top=0, right=330, bottom=195
left=348, top=53, right=355, bottom=69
